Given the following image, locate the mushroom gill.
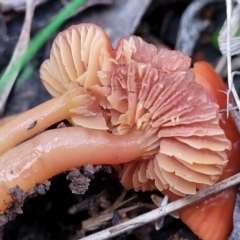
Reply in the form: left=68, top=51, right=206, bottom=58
left=112, top=36, right=231, bottom=195
left=40, top=23, right=114, bottom=129
left=41, top=23, right=113, bottom=95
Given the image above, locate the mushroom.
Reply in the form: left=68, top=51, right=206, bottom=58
left=0, top=25, right=230, bottom=220
left=163, top=62, right=240, bottom=240
left=0, top=23, right=113, bottom=156
left=113, top=37, right=230, bottom=195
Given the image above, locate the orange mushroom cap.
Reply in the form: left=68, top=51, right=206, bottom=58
left=39, top=24, right=230, bottom=196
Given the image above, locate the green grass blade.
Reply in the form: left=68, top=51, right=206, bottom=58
left=0, top=0, right=85, bottom=114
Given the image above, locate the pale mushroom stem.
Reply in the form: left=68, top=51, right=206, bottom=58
left=0, top=87, right=82, bottom=156
left=0, top=127, right=144, bottom=213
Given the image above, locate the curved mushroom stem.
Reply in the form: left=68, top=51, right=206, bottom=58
left=0, top=87, right=84, bottom=156
left=0, top=127, right=144, bottom=213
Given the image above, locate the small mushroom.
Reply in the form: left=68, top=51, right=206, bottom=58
left=113, top=36, right=230, bottom=195
left=0, top=26, right=230, bottom=218
left=0, top=23, right=113, bottom=156
left=164, top=62, right=240, bottom=240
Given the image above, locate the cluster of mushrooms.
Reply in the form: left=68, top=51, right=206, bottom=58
left=0, top=23, right=237, bottom=240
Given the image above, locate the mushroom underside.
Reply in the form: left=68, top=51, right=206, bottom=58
left=39, top=24, right=230, bottom=196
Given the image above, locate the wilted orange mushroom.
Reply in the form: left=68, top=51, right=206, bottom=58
left=0, top=24, right=234, bottom=240
left=0, top=24, right=113, bottom=156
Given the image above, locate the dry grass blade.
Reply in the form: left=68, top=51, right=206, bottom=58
left=217, top=57, right=240, bottom=77
left=215, top=1, right=240, bottom=75
left=218, top=3, right=240, bottom=56
left=226, top=0, right=240, bottom=130
left=80, top=172, right=240, bottom=240
left=82, top=203, right=143, bottom=231
left=216, top=0, right=240, bottom=131
left=0, top=0, right=35, bottom=116
left=152, top=195, right=168, bottom=231
left=225, top=0, right=235, bottom=117
left=82, top=191, right=138, bottom=231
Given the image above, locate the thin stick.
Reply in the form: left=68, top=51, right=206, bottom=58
left=225, top=0, right=240, bottom=115
left=80, top=172, right=240, bottom=240
left=226, top=0, right=233, bottom=116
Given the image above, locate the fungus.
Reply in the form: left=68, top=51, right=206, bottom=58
left=0, top=23, right=113, bottom=156
left=113, top=37, right=230, bottom=195
left=0, top=24, right=234, bottom=240
left=163, top=62, right=240, bottom=240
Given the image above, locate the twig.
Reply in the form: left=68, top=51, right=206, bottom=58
left=80, top=172, right=240, bottom=240
left=82, top=191, right=138, bottom=231
left=82, top=205, right=138, bottom=231
left=226, top=0, right=234, bottom=116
